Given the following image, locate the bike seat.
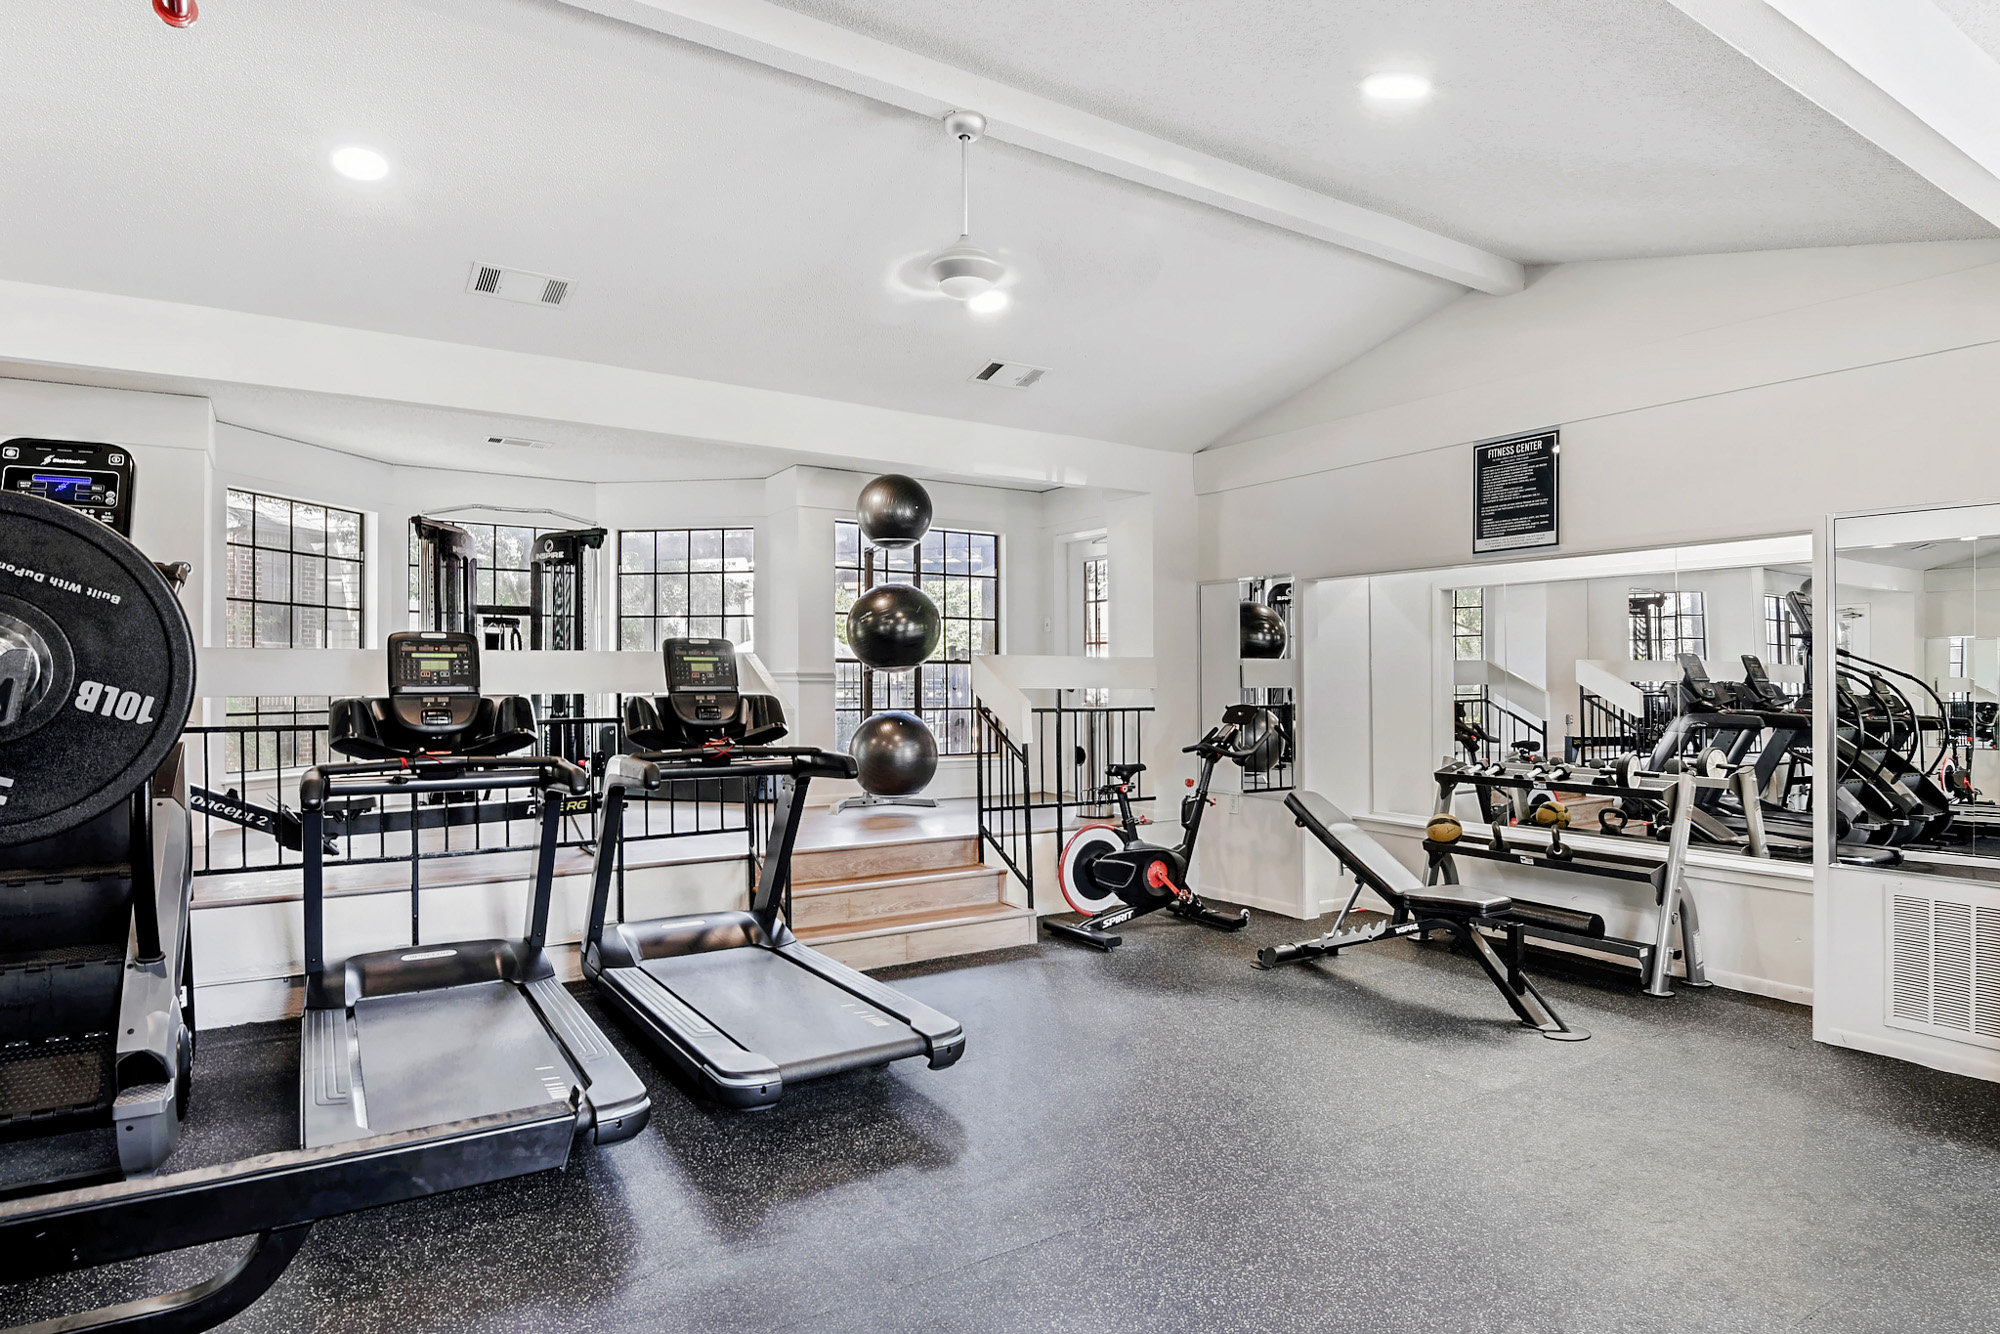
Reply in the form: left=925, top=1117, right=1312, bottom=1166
left=1105, top=762, right=1146, bottom=779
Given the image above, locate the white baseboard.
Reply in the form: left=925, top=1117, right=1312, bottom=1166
left=1816, top=1024, right=2000, bottom=1083
left=1214, top=888, right=1310, bottom=918
left=1704, top=968, right=1811, bottom=1007
left=197, top=976, right=302, bottom=1028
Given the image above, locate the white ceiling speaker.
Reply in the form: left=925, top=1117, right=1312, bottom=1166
left=927, top=111, right=1011, bottom=308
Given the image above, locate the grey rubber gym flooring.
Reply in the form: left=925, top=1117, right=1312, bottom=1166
left=9, top=908, right=2000, bottom=1333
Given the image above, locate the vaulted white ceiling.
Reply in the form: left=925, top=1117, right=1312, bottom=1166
left=0, top=0, right=1991, bottom=473
left=0, top=0, right=1458, bottom=457
left=767, top=0, right=1991, bottom=262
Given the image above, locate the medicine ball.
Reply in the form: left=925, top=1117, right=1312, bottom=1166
left=857, top=474, right=933, bottom=550
left=1426, top=814, right=1463, bottom=844
left=846, top=583, right=941, bottom=671
left=849, top=711, right=938, bottom=797
left=1530, top=796, right=1570, bottom=828
left=1240, top=599, right=1287, bottom=659
left=1230, top=707, right=1286, bottom=775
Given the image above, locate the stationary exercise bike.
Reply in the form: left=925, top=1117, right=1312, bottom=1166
left=1045, top=704, right=1282, bottom=950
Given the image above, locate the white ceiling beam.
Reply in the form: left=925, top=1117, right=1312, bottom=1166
left=553, top=0, right=1524, bottom=295
left=1665, top=0, right=2000, bottom=228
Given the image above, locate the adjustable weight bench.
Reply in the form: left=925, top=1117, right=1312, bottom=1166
left=1257, top=792, right=1588, bottom=1041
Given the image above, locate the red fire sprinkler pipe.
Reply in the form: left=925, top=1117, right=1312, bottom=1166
left=154, top=0, right=198, bottom=27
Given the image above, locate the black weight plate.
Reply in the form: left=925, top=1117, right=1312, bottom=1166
left=0, top=492, right=194, bottom=846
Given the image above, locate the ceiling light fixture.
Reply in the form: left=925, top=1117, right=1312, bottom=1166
left=967, top=289, right=1009, bottom=314
left=1361, top=71, right=1433, bottom=103
left=927, top=111, right=1009, bottom=305
left=330, top=145, right=389, bottom=181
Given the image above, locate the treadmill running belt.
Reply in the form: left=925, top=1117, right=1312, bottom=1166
left=349, top=982, right=579, bottom=1138
left=641, top=950, right=925, bottom=1082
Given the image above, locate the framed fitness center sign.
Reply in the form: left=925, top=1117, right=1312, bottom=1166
left=1472, top=428, right=1560, bottom=554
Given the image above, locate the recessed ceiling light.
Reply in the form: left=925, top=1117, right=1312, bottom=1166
left=330, top=146, right=389, bottom=181
left=1361, top=72, right=1432, bottom=103
left=967, top=289, right=1010, bottom=315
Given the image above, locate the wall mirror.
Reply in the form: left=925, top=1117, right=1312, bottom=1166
left=1832, top=503, right=2000, bottom=866
left=1417, top=539, right=1812, bottom=856
left=1198, top=575, right=1297, bottom=796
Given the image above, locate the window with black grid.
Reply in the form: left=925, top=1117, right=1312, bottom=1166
left=618, top=528, right=754, bottom=651
left=406, top=521, right=558, bottom=633
left=1764, top=594, right=1806, bottom=667
left=225, top=489, right=365, bottom=649
left=1083, top=556, right=1109, bottom=657
left=1631, top=589, right=1706, bottom=662
left=1081, top=555, right=1110, bottom=706
left=835, top=521, right=998, bottom=756
left=1452, top=587, right=1484, bottom=661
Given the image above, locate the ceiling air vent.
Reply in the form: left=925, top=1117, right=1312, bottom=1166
left=466, top=263, right=575, bottom=309
left=970, top=360, right=1049, bottom=390
left=488, top=436, right=553, bottom=451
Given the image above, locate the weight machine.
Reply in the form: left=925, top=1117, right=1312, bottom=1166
left=530, top=528, right=604, bottom=650
left=412, top=517, right=480, bottom=635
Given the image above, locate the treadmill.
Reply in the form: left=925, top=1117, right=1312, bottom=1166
left=298, top=631, right=649, bottom=1148
left=583, top=637, right=964, bottom=1109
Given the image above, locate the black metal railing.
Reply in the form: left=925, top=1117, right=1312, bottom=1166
left=1570, top=687, right=1645, bottom=764
left=1031, top=704, right=1153, bottom=831
left=973, top=705, right=1034, bottom=906
left=1238, top=698, right=1295, bottom=794
left=972, top=702, right=1158, bottom=902
left=185, top=715, right=773, bottom=886
left=1454, top=692, right=1547, bottom=763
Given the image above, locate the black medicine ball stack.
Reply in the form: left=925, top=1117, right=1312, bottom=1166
left=847, top=474, right=945, bottom=673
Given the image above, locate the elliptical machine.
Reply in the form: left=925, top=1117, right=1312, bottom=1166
left=1045, top=704, right=1281, bottom=951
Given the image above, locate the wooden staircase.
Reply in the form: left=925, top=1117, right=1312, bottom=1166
left=788, top=834, right=1036, bottom=970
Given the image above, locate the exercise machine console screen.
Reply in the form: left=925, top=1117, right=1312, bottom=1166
left=391, top=634, right=479, bottom=693
left=1, top=438, right=136, bottom=535
left=665, top=637, right=738, bottom=726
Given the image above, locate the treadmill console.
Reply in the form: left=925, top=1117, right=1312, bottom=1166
left=2, top=439, right=135, bottom=536
left=389, top=631, right=483, bottom=735
left=329, top=631, right=537, bottom=760
left=1678, top=653, right=1724, bottom=707
left=623, top=638, right=786, bottom=750
left=664, top=638, right=741, bottom=730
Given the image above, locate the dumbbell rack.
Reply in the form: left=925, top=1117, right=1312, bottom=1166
left=1427, top=758, right=1735, bottom=998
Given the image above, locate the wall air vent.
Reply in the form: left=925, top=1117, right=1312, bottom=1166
left=488, top=436, right=553, bottom=451
left=1886, top=888, right=2000, bottom=1050
left=970, top=361, right=1049, bottom=390
left=466, top=263, right=574, bottom=309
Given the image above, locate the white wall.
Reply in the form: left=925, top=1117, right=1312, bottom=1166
left=1199, top=241, right=2000, bottom=582
left=1187, top=240, right=2000, bottom=1067
left=2, top=378, right=213, bottom=641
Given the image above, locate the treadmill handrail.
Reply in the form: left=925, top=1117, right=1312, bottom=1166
left=602, top=746, right=858, bottom=795
left=300, top=754, right=586, bottom=809
left=0, top=1104, right=573, bottom=1285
